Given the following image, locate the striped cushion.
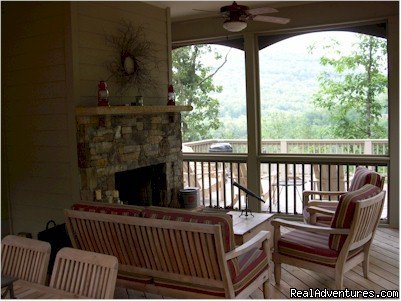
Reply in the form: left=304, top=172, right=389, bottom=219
left=142, top=207, right=239, bottom=279
left=233, top=247, right=268, bottom=294
left=349, top=166, right=384, bottom=191
left=117, top=270, right=153, bottom=284
left=278, top=229, right=362, bottom=267
left=303, top=202, right=337, bottom=225
left=153, top=247, right=268, bottom=297
left=329, top=184, right=381, bottom=251
left=71, top=202, right=143, bottom=217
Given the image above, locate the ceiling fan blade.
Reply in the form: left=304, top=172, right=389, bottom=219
left=253, top=15, right=290, bottom=24
left=246, top=7, right=278, bottom=15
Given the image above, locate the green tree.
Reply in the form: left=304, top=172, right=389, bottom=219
left=311, top=35, right=387, bottom=139
left=173, top=45, right=227, bottom=142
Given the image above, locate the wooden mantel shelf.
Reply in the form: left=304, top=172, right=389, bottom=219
left=75, top=105, right=192, bottom=116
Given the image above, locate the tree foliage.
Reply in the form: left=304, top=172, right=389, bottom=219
left=311, top=35, right=388, bottom=139
left=172, top=45, right=225, bottom=142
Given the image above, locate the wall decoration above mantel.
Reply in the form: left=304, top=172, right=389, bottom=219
left=106, top=20, right=160, bottom=95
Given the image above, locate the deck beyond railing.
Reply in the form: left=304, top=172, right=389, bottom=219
left=182, top=139, right=389, bottom=221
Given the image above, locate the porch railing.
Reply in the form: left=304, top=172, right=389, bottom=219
left=182, top=140, right=389, bottom=221
left=183, top=139, right=388, bottom=155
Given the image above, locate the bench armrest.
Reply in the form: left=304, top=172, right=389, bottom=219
left=225, top=231, right=270, bottom=261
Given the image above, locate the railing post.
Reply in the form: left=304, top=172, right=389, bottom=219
left=280, top=140, right=288, bottom=153
left=364, top=140, right=373, bottom=155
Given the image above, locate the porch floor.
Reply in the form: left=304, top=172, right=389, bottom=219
left=114, top=227, right=398, bottom=299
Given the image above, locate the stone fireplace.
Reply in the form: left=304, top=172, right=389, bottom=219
left=76, top=106, right=191, bottom=207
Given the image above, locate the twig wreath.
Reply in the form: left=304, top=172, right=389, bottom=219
left=106, top=21, right=159, bottom=95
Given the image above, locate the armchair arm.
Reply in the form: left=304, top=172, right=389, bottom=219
left=307, top=200, right=339, bottom=207
left=306, top=206, right=336, bottom=216
left=225, top=231, right=270, bottom=261
left=303, top=190, right=346, bottom=207
left=271, top=218, right=349, bottom=235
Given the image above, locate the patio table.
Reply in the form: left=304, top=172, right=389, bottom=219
left=12, top=279, right=86, bottom=299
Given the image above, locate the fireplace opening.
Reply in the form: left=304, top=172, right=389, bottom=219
left=115, top=163, right=167, bottom=206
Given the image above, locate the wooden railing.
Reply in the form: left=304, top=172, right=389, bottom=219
left=182, top=150, right=389, bottom=221
left=183, top=139, right=388, bottom=155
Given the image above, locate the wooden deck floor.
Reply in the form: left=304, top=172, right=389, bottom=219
left=114, top=227, right=399, bottom=299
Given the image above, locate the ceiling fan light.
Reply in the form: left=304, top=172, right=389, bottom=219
left=223, top=20, right=247, bottom=32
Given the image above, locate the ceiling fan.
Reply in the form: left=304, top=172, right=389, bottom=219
left=207, top=1, right=290, bottom=32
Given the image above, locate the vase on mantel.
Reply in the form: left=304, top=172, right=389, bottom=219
left=98, top=81, right=110, bottom=106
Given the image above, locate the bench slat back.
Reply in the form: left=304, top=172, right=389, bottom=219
left=65, top=210, right=227, bottom=284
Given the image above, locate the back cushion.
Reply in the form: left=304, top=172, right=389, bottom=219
left=142, top=207, right=239, bottom=278
left=349, top=166, right=383, bottom=192
left=72, top=202, right=143, bottom=217
left=329, top=184, right=381, bottom=251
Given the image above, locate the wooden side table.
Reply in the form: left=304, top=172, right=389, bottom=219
left=228, top=211, right=275, bottom=249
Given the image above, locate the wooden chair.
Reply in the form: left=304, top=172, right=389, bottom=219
left=273, top=186, right=385, bottom=289
left=303, top=166, right=385, bottom=225
left=65, top=207, right=271, bottom=298
left=312, top=164, right=345, bottom=192
left=50, top=247, right=118, bottom=299
left=183, top=146, right=226, bottom=203
left=232, top=163, right=278, bottom=208
left=1, top=235, right=51, bottom=284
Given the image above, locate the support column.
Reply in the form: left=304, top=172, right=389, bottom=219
left=387, top=16, right=399, bottom=228
left=244, top=33, right=262, bottom=212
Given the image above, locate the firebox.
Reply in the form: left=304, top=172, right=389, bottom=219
left=115, top=163, right=167, bottom=206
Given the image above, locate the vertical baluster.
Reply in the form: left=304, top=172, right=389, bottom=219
left=208, top=162, right=212, bottom=207
left=293, top=163, right=297, bottom=214
left=238, top=163, right=241, bottom=210
left=285, top=163, right=288, bottom=214
left=268, top=163, right=272, bottom=213
left=222, top=162, right=227, bottom=208
left=276, top=163, right=280, bottom=213
left=201, top=162, right=205, bottom=205
left=328, top=164, right=332, bottom=201
left=346, top=165, right=350, bottom=190
left=230, top=162, right=234, bottom=208
left=215, top=161, right=219, bottom=209
left=319, top=164, right=322, bottom=200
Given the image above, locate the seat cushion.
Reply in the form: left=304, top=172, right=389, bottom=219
left=153, top=247, right=268, bottom=297
left=303, top=202, right=337, bottom=225
left=142, top=207, right=239, bottom=279
left=329, top=184, right=381, bottom=251
left=277, top=229, right=362, bottom=267
left=71, top=202, right=143, bottom=217
left=349, top=166, right=384, bottom=191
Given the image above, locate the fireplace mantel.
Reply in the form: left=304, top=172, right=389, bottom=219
left=75, top=105, right=192, bottom=116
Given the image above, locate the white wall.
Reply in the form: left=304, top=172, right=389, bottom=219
left=2, top=1, right=170, bottom=236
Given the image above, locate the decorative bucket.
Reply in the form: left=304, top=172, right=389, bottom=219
left=179, top=187, right=199, bottom=209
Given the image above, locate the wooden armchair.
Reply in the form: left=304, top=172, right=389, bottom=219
left=1, top=235, right=51, bottom=284
left=50, top=247, right=118, bottom=298
left=303, top=166, right=385, bottom=225
left=273, top=185, right=385, bottom=289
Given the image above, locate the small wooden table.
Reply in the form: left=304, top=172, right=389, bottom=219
left=12, top=279, right=85, bottom=299
left=228, top=211, right=275, bottom=247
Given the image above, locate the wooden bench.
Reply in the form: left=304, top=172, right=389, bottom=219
left=65, top=203, right=270, bottom=298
